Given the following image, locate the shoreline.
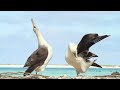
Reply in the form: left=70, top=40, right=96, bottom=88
left=0, top=64, right=120, bottom=68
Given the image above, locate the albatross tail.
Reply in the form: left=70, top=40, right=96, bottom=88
left=91, top=62, right=102, bottom=68
left=24, top=64, right=39, bottom=76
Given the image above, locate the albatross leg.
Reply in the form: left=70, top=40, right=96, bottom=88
left=77, top=72, right=80, bottom=77
left=77, top=74, right=81, bottom=77
left=36, top=71, right=37, bottom=75
left=77, top=73, right=84, bottom=77
left=77, top=74, right=85, bottom=77
left=34, top=71, right=39, bottom=76
left=76, top=70, right=82, bottom=77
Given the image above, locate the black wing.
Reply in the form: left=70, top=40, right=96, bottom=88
left=85, top=35, right=110, bottom=51
left=24, top=46, right=48, bottom=74
left=24, top=64, right=40, bottom=76
left=87, top=52, right=98, bottom=57
left=85, top=52, right=98, bottom=59
left=24, top=49, right=38, bottom=67
left=77, top=33, right=110, bottom=55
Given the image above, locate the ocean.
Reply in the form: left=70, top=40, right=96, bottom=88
left=0, top=67, right=120, bottom=77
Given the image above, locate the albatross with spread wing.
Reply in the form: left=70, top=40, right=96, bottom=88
left=65, top=33, right=110, bottom=76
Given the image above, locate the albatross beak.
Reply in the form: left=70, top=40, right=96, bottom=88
left=31, top=18, right=39, bottom=33
left=31, top=18, right=37, bottom=29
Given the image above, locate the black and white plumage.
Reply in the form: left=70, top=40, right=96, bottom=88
left=24, top=19, right=53, bottom=76
left=77, top=33, right=110, bottom=56
left=84, top=51, right=98, bottom=59
left=65, top=33, right=110, bottom=76
left=24, top=45, right=48, bottom=75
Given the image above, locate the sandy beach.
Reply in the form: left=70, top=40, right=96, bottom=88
left=0, top=64, right=120, bottom=79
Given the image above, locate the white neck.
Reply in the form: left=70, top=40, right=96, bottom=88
left=31, top=19, right=49, bottom=47
left=34, top=29, right=48, bottom=47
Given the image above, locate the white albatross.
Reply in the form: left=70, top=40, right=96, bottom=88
left=65, top=33, right=110, bottom=76
left=24, top=19, right=53, bottom=76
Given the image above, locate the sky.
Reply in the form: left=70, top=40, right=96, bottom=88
left=0, top=11, right=119, bottom=65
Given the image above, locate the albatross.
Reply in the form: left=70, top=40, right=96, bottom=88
left=24, top=19, right=53, bottom=76
left=65, top=33, right=110, bottom=76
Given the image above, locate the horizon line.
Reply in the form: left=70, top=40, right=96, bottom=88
left=0, top=64, right=119, bottom=66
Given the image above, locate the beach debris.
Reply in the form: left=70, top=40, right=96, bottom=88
left=111, top=71, right=120, bottom=75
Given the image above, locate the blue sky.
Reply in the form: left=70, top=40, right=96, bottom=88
left=0, top=11, right=119, bottom=65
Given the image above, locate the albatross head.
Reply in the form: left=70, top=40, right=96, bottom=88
left=31, top=18, right=39, bottom=33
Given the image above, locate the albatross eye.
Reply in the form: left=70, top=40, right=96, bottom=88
left=36, top=52, right=39, bottom=55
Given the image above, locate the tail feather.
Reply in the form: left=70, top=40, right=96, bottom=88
left=91, top=62, right=102, bottom=68
left=23, top=64, right=39, bottom=76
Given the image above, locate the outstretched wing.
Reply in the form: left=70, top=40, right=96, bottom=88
left=77, top=33, right=110, bottom=55
left=85, top=35, right=110, bottom=51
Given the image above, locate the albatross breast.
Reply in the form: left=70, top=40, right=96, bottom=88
left=65, top=43, right=91, bottom=73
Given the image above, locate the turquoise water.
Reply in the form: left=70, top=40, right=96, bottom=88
left=0, top=67, right=120, bottom=77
